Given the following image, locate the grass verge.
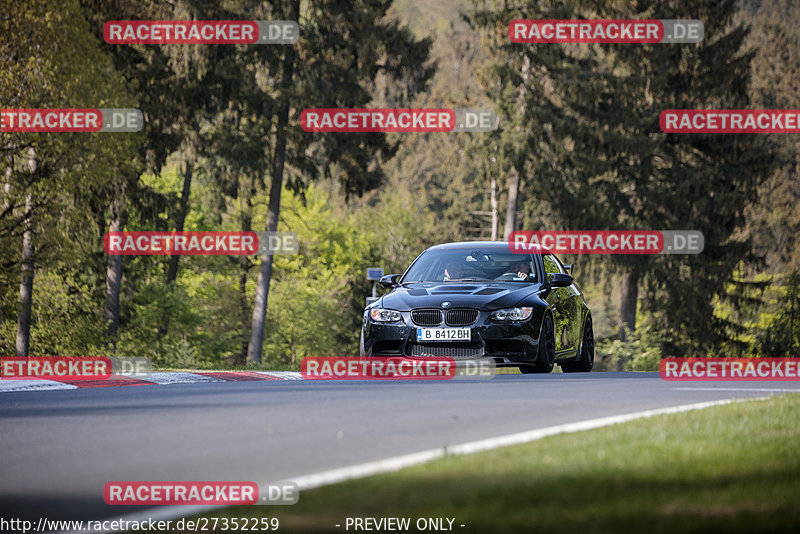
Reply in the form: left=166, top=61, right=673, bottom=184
left=196, top=394, right=800, bottom=533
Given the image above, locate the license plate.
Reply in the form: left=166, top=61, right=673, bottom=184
left=416, top=328, right=471, bottom=342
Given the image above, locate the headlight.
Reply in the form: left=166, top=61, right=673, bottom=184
left=370, top=308, right=403, bottom=323
left=490, top=307, right=533, bottom=321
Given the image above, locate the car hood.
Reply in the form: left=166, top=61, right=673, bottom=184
left=377, top=282, right=543, bottom=311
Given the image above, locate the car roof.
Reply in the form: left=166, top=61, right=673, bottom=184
left=425, top=241, right=551, bottom=254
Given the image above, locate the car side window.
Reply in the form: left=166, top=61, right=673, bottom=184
left=542, top=254, right=563, bottom=282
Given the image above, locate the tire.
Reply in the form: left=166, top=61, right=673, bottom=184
left=561, top=316, right=594, bottom=373
left=520, top=313, right=555, bottom=374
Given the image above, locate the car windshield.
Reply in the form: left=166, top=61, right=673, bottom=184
left=401, top=248, right=538, bottom=283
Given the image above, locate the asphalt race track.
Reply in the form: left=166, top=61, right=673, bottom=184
left=1, top=372, right=798, bottom=524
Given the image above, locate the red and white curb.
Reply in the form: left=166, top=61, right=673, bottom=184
left=0, top=370, right=303, bottom=392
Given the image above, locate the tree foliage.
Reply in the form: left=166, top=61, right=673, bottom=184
left=1, top=0, right=798, bottom=364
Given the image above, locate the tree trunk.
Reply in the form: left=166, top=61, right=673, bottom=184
left=158, top=161, right=193, bottom=337
left=3, top=164, right=11, bottom=211
left=2, top=162, right=11, bottom=325
left=490, top=178, right=498, bottom=240
left=503, top=166, right=520, bottom=240
left=237, top=175, right=254, bottom=367
left=618, top=268, right=640, bottom=341
left=104, top=194, right=126, bottom=348
left=166, top=161, right=193, bottom=285
left=502, top=52, right=530, bottom=242
left=239, top=271, right=250, bottom=365
left=16, top=150, right=37, bottom=356
left=247, top=0, right=298, bottom=364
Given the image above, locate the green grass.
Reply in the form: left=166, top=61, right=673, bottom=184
left=197, top=394, right=800, bottom=533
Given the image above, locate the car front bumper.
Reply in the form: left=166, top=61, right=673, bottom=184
left=363, top=310, right=542, bottom=364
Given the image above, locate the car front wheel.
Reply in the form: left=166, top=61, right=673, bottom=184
left=520, top=314, right=555, bottom=374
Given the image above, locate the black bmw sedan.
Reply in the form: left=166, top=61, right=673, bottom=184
left=360, top=241, right=594, bottom=373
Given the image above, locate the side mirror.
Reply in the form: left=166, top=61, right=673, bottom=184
left=379, top=274, right=401, bottom=288
left=549, top=273, right=574, bottom=288
left=563, top=264, right=573, bottom=275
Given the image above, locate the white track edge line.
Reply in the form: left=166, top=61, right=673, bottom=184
left=63, top=396, right=771, bottom=534
left=294, top=397, right=762, bottom=487
left=674, top=387, right=800, bottom=392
